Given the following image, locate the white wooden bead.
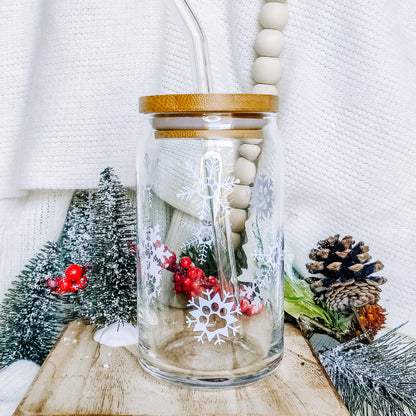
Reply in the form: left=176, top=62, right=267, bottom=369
left=252, top=57, right=281, bottom=84
left=242, top=138, right=263, bottom=144
left=232, top=232, right=241, bottom=249
left=239, top=144, right=262, bottom=161
left=259, top=3, right=289, bottom=31
left=234, top=157, right=256, bottom=185
left=255, top=29, right=284, bottom=57
left=229, top=208, right=248, bottom=233
left=252, top=84, right=278, bottom=95
left=230, top=185, right=251, bottom=209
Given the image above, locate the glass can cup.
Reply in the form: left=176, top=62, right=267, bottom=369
left=137, top=94, right=284, bottom=388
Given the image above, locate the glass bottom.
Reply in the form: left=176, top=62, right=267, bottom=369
left=139, top=353, right=283, bottom=389
left=137, top=305, right=284, bottom=388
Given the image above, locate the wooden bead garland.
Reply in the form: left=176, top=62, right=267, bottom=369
left=253, top=0, right=287, bottom=92
left=230, top=0, right=287, bottom=247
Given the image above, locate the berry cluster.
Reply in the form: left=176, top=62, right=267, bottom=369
left=46, top=264, right=88, bottom=294
left=240, top=294, right=264, bottom=316
left=156, top=243, right=263, bottom=316
left=159, top=253, right=221, bottom=299
left=173, top=257, right=221, bottom=299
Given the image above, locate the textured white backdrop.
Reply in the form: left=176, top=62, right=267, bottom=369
left=0, top=1, right=415, bottom=408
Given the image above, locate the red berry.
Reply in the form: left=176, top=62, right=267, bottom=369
left=58, top=278, right=71, bottom=292
left=173, top=273, right=181, bottom=282
left=195, top=268, right=204, bottom=279
left=45, top=278, right=58, bottom=289
left=187, top=267, right=197, bottom=279
left=180, top=257, right=192, bottom=269
left=65, top=264, right=83, bottom=281
left=164, top=248, right=176, bottom=262
left=76, top=276, right=88, bottom=290
left=246, top=302, right=264, bottom=316
left=207, top=276, right=218, bottom=285
left=55, top=288, right=66, bottom=294
left=240, top=299, right=249, bottom=313
left=174, top=282, right=183, bottom=292
left=69, top=284, right=79, bottom=293
left=191, top=280, right=201, bottom=290
left=182, top=277, right=192, bottom=289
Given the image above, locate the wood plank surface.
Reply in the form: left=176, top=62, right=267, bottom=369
left=14, top=321, right=349, bottom=416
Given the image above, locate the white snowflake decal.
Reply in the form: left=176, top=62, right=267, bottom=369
left=181, top=220, right=225, bottom=263
left=239, top=282, right=264, bottom=308
left=186, top=290, right=241, bottom=345
left=255, top=237, right=284, bottom=287
left=177, top=157, right=239, bottom=221
left=250, top=174, right=274, bottom=221
left=138, top=225, right=166, bottom=302
left=144, top=153, right=157, bottom=208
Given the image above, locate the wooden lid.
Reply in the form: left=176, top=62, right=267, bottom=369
left=155, top=129, right=263, bottom=139
left=139, top=94, right=278, bottom=114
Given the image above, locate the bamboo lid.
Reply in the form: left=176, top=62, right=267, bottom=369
left=139, top=94, right=278, bottom=114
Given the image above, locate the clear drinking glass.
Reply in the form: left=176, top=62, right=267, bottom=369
left=136, top=93, right=284, bottom=388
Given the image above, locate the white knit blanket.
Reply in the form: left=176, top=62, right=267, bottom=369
left=1, top=0, right=415, bottom=411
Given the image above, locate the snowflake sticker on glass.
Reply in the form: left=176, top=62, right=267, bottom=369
left=138, top=225, right=166, bottom=302
left=255, top=236, right=284, bottom=288
left=181, top=220, right=226, bottom=264
left=250, top=173, right=274, bottom=221
left=186, top=290, right=241, bottom=345
left=144, top=153, right=156, bottom=208
left=176, top=157, right=239, bottom=221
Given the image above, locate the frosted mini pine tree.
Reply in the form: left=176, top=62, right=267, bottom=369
left=0, top=242, right=65, bottom=367
left=79, top=168, right=137, bottom=326
left=60, top=189, right=95, bottom=266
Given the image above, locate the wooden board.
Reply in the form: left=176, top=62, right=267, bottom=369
left=14, top=321, right=349, bottom=416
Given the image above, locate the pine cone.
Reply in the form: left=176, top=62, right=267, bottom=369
left=306, top=235, right=387, bottom=311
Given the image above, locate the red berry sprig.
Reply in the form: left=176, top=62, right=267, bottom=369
left=154, top=241, right=264, bottom=316
left=156, top=248, right=221, bottom=299
left=46, top=264, right=88, bottom=295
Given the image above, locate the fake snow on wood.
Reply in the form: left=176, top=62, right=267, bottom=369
left=93, top=322, right=137, bottom=346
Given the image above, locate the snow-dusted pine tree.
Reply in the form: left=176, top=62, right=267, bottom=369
left=78, top=168, right=137, bottom=327
left=0, top=242, right=65, bottom=367
left=60, top=190, right=95, bottom=266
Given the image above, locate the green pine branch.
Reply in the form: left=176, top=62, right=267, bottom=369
left=320, top=325, right=416, bottom=416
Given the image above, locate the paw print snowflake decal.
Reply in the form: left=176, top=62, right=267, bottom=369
left=250, top=173, right=274, bottom=221
left=177, top=157, right=239, bottom=220
left=138, top=225, right=166, bottom=302
left=186, top=290, right=241, bottom=345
